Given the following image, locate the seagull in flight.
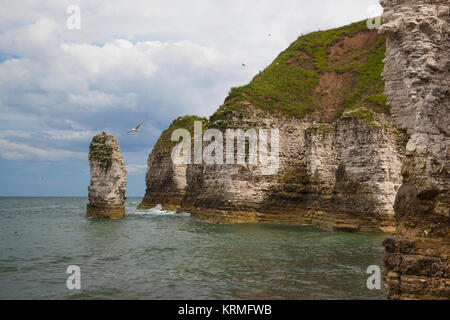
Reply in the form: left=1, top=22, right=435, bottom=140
left=127, top=121, right=144, bottom=134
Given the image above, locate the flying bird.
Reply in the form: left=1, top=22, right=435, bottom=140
left=127, top=121, right=144, bottom=134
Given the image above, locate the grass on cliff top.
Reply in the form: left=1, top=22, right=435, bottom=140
left=211, top=19, right=389, bottom=122
left=89, top=133, right=113, bottom=173
left=155, top=115, right=208, bottom=154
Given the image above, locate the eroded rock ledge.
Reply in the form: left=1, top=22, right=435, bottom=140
left=379, top=0, right=449, bottom=299
left=87, top=132, right=127, bottom=219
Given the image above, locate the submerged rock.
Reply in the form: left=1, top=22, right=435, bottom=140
left=87, top=132, right=127, bottom=219
left=379, top=0, right=449, bottom=299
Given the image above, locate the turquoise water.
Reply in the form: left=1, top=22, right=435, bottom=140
left=0, top=197, right=386, bottom=299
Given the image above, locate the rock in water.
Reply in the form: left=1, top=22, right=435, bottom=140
left=87, top=132, right=127, bottom=219
left=379, top=0, right=449, bottom=299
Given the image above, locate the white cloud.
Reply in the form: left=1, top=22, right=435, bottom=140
left=0, top=27, right=240, bottom=125
left=41, top=130, right=95, bottom=140
left=0, top=0, right=383, bottom=176
left=0, top=130, right=31, bottom=139
left=0, top=138, right=84, bottom=161
left=0, top=129, right=94, bottom=161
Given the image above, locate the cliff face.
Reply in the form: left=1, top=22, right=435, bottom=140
left=141, top=21, right=406, bottom=232
left=379, top=0, right=449, bottom=299
left=138, top=116, right=207, bottom=210
left=87, top=132, right=127, bottom=219
left=186, top=111, right=402, bottom=232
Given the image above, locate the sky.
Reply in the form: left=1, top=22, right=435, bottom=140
left=0, top=0, right=383, bottom=197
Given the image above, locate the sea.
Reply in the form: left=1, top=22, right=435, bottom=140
left=0, top=197, right=387, bottom=299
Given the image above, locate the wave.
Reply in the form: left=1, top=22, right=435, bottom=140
left=130, top=204, right=191, bottom=217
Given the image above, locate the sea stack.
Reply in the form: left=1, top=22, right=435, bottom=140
left=87, top=132, right=127, bottom=219
left=379, top=0, right=449, bottom=299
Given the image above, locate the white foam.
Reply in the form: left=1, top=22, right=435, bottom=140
left=131, top=204, right=191, bottom=217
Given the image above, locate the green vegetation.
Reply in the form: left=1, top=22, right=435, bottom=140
left=155, top=115, right=208, bottom=154
left=89, top=134, right=114, bottom=173
left=211, top=19, right=389, bottom=122
left=341, top=108, right=374, bottom=122
left=343, top=35, right=389, bottom=114
left=306, top=124, right=332, bottom=134
left=393, top=128, right=410, bottom=154
left=306, top=124, right=333, bottom=140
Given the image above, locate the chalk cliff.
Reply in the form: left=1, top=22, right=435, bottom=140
left=182, top=111, right=403, bottom=233
left=138, top=116, right=207, bottom=210
left=87, top=132, right=127, bottom=219
left=379, top=0, right=449, bottom=299
left=140, top=20, right=406, bottom=232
